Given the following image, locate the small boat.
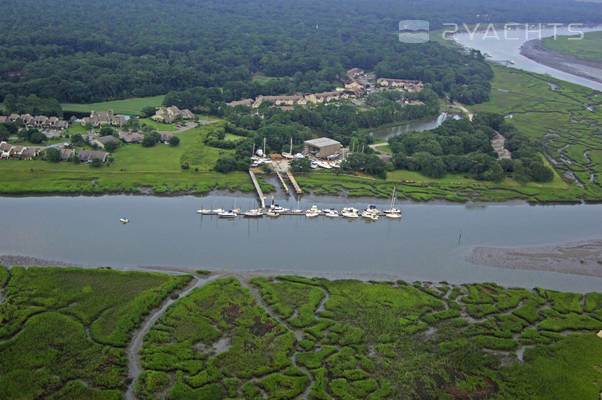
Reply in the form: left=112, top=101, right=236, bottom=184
left=243, top=209, right=264, bottom=218
left=305, top=210, right=320, bottom=218
left=324, top=209, right=340, bottom=217
left=218, top=210, right=237, bottom=218
left=196, top=209, right=212, bottom=214
left=212, top=208, right=225, bottom=214
left=361, top=211, right=378, bottom=221
left=383, top=187, right=402, bottom=217
left=366, top=204, right=381, bottom=214
left=120, top=217, right=129, bottom=224
left=270, top=205, right=289, bottom=213
left=266, top=210, right=280, bottom=217
left=341, top=210, right=359, bottom=219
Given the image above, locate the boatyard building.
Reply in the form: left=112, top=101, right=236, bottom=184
left=304, top=138, right=342, bottom=158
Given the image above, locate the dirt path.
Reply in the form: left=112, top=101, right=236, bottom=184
left=125, top=274, right=222, bottom=400
left=451, top=103, right=473, bottom=121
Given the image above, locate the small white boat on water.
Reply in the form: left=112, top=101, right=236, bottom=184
left=266, top=210, right=281, bottom=217
left=218, top=210, right=237, bottom=218
left=243, top=209, right=264, bottom=218
left=324, top=209, right=340, bottom=217
left=361, top=210, right=378, bottom=221
left=306, top=210, right=320, bottom=217
left=196, top=209, right=212, bottom=214
left=120, top=217, right=129, bottom=224
left=341, top=209, right=359, bottom=218
left=212, top=208, right=225, bottom=214
left=383, top=187, right=402, bottom=218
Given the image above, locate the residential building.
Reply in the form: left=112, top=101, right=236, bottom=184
left=91, top=135, right=119, bottom=149
left=151, top=106, right=195, bottom=124
left=78, top=150, right=109, bottom=163
left=119, top=131, right=144, bottom=144
left=81, top=110, right=126, bottom=128
left=159, top=132, right=174, bottom=143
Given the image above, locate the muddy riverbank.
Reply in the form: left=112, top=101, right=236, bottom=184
left=468, top=239, right=602, bottom=278
left=520, top=39, right=602, bottom=85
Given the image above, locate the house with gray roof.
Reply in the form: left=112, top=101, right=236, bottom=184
left=78, top=150, right=109, bottom=163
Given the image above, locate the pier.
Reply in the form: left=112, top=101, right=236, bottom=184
left=286, top=171, right=303, bottom=195
left=275, top=170, right=290, bottom=194
left=248, top=169, right=266, bottom=208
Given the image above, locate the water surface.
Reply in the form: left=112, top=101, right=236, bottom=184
left=1, top=195, right=601, bottom=292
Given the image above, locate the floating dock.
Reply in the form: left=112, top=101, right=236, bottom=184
left=248, top=169, right=266, bottom=208
left=286, top=171, right=303, bottom=195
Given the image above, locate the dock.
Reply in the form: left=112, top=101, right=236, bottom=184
left=248, top=169, right=266, bottom=208
left=286, top=171, right=303, bottom=195
left=274, top=170, right=290, bottom=194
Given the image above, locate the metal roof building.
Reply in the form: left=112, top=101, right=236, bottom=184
left=303, top=138, right=342, bottom=159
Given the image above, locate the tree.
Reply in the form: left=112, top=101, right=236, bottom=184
left=290, top=157, right=311, bottom=172
left=140, top=106, right=156, bottom=118
left=104, top=141, right=119, bottom=152
left=142, top=134, right=158, bottom=147
left=45, top=148, right=61, bottom=162
left=29, top=131, right=47, bottom=144
left=71, top=134, right=84, bottom=146
left=100, top=126, right=116, bottom=137
left=169, top=136, right=180, bottom=146
left=214, top=157, right=238, bottom=173
left=529, top=163, right=554, bottom=182
left=0, top=125, right=9, bottom=141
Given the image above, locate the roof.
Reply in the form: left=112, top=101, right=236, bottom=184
left=97, top=135, right=118, bottom=144
left=78, top=150, right=109, bottom=162
left=304, top=137, right=341, bottom=148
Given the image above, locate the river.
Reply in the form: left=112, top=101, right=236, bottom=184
left=369, top=112, right=453, bottom=140
left=1, top=195, right=601, bottom=292
left=453, top=25, right=602, bottom=91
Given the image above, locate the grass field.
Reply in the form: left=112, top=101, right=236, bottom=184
left=61, top=96, right=165, bottom=116
left=0, top=266, right=190, bottom=400
left=134, top=275, right=602, bottom=399
left=0, top=122, right=264, bottom=195
left=542, top=31, right=602, bottom=62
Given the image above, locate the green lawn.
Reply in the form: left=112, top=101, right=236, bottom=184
left=0, top=123, right=260, bottom=195
left=62, top=95, right=165, bottom=116
left=542, top=31, right=602, bottom=62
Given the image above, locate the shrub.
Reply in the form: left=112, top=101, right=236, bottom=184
left=169, top=136, right=180, bottom=146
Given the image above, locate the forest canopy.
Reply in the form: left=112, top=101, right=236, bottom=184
left=1, top=0, right=599, bottom=105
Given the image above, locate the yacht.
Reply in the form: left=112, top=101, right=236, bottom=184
left=196, top=209, right=212, bottom=214
left=341, top=209, right=359, bottom=218
left=305, top=209, right=320, bottom=217
left=266, top=210, right=281, bottom=217
left=270, top=204, right=289, bottom=213
left=243, top=209, right=264, bottom=218
left=324, top=209, right=340, bottom=217
left=307, top=205, right=321, bottom=214
left=383, top=187, right=402, bottom=217
left=119, top=217, right=129, bottom=224
left=218, top=210, right=237, bottom=218
left=361, top=209, right=379, bottom=221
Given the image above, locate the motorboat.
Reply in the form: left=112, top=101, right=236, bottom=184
left=196, top=209, right=212, bottom=214
left=342, top=207, right=359, bottom=214
left=361, top=210, right=378, bottom=221
left=218, top=210, right=237, bottom=218
left=385, top=212, right=402, bottom=219
left=307, top=205, right=321, bottom=214
left=243, top=209, right=264, bottom=218
left=305, top=210, right=320, bottom=217
left=366, top=204, right=381, bottom=214
left=324, top=209, right=340, bottom=217
left=270, top=204, right=289, bottom=213
left=266, top=210, right=281, bottom=217
left=119, top=217, right=129, bottom=224
left=341, top=209, right=359, bottom=218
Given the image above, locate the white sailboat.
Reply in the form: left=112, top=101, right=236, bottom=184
left=384, top=187, right=402, bottom=218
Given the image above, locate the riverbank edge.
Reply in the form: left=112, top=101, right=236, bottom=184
left=3, top=241, right=602, bottom=292
left=520, top=39, right=602, bottom=85
left=0, top=185, right=594, bottom=205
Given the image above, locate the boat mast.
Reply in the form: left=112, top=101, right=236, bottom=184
left=289, top=137, right=293, bottom=155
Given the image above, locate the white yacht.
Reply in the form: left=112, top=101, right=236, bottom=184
left=266, top=210, right=281, bottom=217
left=218, top=210, right=237, bottom=218
left=324, top=209, right=340, bottom=217
left=341, top=209, right=359, bottom=218
left=243, top=209, right=264, bottom=218
left=306, top=209, right=320, bottom=217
